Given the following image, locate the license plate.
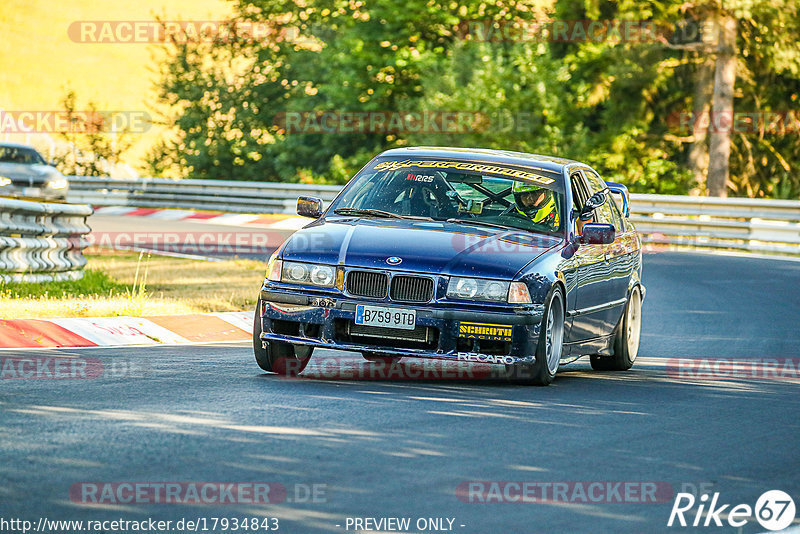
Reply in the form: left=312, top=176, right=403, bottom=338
left=23, top=187, right=41, bottom=197
left=355, top=305, right=416, bottom=330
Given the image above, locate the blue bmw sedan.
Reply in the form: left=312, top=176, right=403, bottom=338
left=254, top=147, right=644, bottom=385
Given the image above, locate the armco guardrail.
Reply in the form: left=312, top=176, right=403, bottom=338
left=66, top=176, right=342, bottom=214
left=0, top=198, right=93, bottom=283
left=67, top=176, right=800, bottom=256
left=630, top=194, right=800, bottom=256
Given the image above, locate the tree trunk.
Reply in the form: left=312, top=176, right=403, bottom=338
left=707, top=14, right=737, bottom=197
left=688, top=55, right=714, bottom=194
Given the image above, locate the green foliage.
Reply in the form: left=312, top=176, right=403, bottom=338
left=0, top=269, right=125, bottom=299
left=148, top=0, right=800, bottom=197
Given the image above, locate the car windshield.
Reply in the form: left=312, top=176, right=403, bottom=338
left=0, top=146, right=45, bottom=165
left=328, top=157, right=564, bottom=235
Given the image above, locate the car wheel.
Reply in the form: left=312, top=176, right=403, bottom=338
left=508, top=286, right=565, bottom=386
left=362, top=352, right=402, bottom=364
left=253, top=299, right=312, bottom=375
left=590, top=286, right=642, bottom=371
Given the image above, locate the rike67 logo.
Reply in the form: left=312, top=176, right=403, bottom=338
left=668, top=490, right=796, bottom=531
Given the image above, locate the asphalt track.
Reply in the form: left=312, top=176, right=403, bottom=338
left=2, top=253, right=799, bottom=533
left=87, top=215, right=295, bottom=260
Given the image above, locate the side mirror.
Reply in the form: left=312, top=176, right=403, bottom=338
left=297, top=196, right=323, bottom=218
left=580, top=223, right=615, bottom=245
left=579, top=190, right=607, bottom=221
left=604, top=181, right=630, bottom=217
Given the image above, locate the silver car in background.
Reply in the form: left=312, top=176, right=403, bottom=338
left=0, top=142, right=69, bottom=201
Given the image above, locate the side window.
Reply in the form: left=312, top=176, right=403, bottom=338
left=583, top=170, right=615, bottom=226
left=608, top=198, right=625, bottom=232
left=583, top=169, right=605, bottom=194
left=570, top=171, right=592, bottom=233
left=570, top=172, right=590, bottom=209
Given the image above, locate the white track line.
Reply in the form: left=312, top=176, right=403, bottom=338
left=144, top=209, right=197, bottom=220
left=92, top=206, right=138, bottom=216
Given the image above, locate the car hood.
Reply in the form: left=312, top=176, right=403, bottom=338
left=0, top=162, right=61, bottom=185
left=281, top=218, right=563, bottom=279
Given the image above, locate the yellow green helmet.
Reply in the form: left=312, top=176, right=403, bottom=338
left=512, top=181, right=555, bottom=221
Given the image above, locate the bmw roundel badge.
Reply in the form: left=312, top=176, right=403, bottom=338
left=386, top=257, right=402, bottom=265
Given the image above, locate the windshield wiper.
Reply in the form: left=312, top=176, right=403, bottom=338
left=333, top=208, right=434, bottom=221
left=445, top=218, right=511, bottom=230
left=333, top=208, right=403, bottom=219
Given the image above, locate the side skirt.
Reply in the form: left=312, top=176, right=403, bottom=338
left=564, top=334, right=614, bottom=356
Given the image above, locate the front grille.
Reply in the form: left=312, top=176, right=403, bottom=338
left=347, top=270, right=389, bottom=298
left=349, top=323, right=431, bottom=343
left=271, top=319, right=299, bottom=336
left=390, top=275, right=434, bottom=303
left=337, top=319, right=439, bottom=349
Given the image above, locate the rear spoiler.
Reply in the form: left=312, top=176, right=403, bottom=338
left=604, top=181, right=630, bottom=217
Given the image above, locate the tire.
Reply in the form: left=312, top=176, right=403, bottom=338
left=362, top=352, right=402, bottom=364
left=253, top=301, right=272, bottom=372
left=507, top=286, right=565, bottom=386
left=590, top=286, right=642, bottom=371
left=253, top=299, right=312, bottom=376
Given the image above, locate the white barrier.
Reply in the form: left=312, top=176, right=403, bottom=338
left=630, top=194, right=800, bottom=256
left=0, top=198, right=93, bottom=283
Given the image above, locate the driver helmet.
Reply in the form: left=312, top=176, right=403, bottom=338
left=512, top=181, right=557, bottom=224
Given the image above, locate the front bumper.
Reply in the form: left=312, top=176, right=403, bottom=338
left=258, top=287, right=544, bottom=366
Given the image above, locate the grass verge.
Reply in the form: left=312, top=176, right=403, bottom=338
left=1, top=249, right=265, bottom=319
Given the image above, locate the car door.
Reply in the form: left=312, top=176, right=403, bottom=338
left=578, top=170, right=630, bottom=338
left=560, top=170, right=587, bottom=346
left=604, top=182, right=641, bottom=318
left=565, top=170, right=616, bottom=344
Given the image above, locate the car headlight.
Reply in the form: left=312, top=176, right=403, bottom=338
left=0, top=176, right=11, bottom=187
left=447, top=277, right=512, bottom=303
left=46, top=177, right=68, bottom=189
left=310, top=264, right=335, bottom=286
left=284, top=262, right=309, bottom=282
left=268, top=258, right=336, bottom=288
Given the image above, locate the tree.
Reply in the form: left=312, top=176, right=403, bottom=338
left=707, top=13, right=736, bottom=197
left=54, top=91, right=136, bottom=176
left=148, top=0, right=800, bottom=198
left=662, top=0, right=800, bottom=197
